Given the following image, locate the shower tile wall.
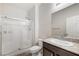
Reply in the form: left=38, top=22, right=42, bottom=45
left=0, top=3, right=33, bottom=56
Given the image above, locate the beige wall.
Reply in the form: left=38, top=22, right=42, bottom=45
left=39, top=3, right=52, bottom=39
left=52, top=4, right=79, bottom=37
left=0, top=3, right=27, bottom=19
left=0, top=17, right=2, bottom=55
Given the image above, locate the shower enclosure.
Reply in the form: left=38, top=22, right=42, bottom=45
left=0, top=16, right=33, bottom=56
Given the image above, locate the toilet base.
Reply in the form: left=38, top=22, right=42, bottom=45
left=32, top=51, right=42, bottom=56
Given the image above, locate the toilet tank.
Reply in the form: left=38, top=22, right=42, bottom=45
left=38, top=39, right=43, bottom=47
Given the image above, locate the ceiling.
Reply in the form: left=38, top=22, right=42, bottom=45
left=5, top=3, right=35, bottom=11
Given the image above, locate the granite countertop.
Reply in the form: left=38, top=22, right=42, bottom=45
left=43, top=38, right=79, bottom=55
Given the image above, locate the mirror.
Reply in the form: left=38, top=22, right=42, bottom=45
left=51, top=3, right=79, bottom=40
left=66, top=15, right=79, bottom=39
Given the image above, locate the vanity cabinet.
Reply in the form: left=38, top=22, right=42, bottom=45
left=43, top=42, right=79, bottom=56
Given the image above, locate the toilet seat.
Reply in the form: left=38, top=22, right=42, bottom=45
left=29, top=46, right=42, bottom=53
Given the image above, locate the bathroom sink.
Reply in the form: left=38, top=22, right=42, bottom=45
left=48, top=38, right=74, bottom=47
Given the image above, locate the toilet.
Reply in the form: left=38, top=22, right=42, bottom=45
left=29, top=39, right=42, bottom=56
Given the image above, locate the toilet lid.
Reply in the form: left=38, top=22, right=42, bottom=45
left=30, top=46, right=42, bottom=51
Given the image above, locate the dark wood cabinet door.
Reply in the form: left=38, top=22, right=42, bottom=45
left=56, top=48, right=77, bottom=56
left=43, top=47, right=51, bottom=56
